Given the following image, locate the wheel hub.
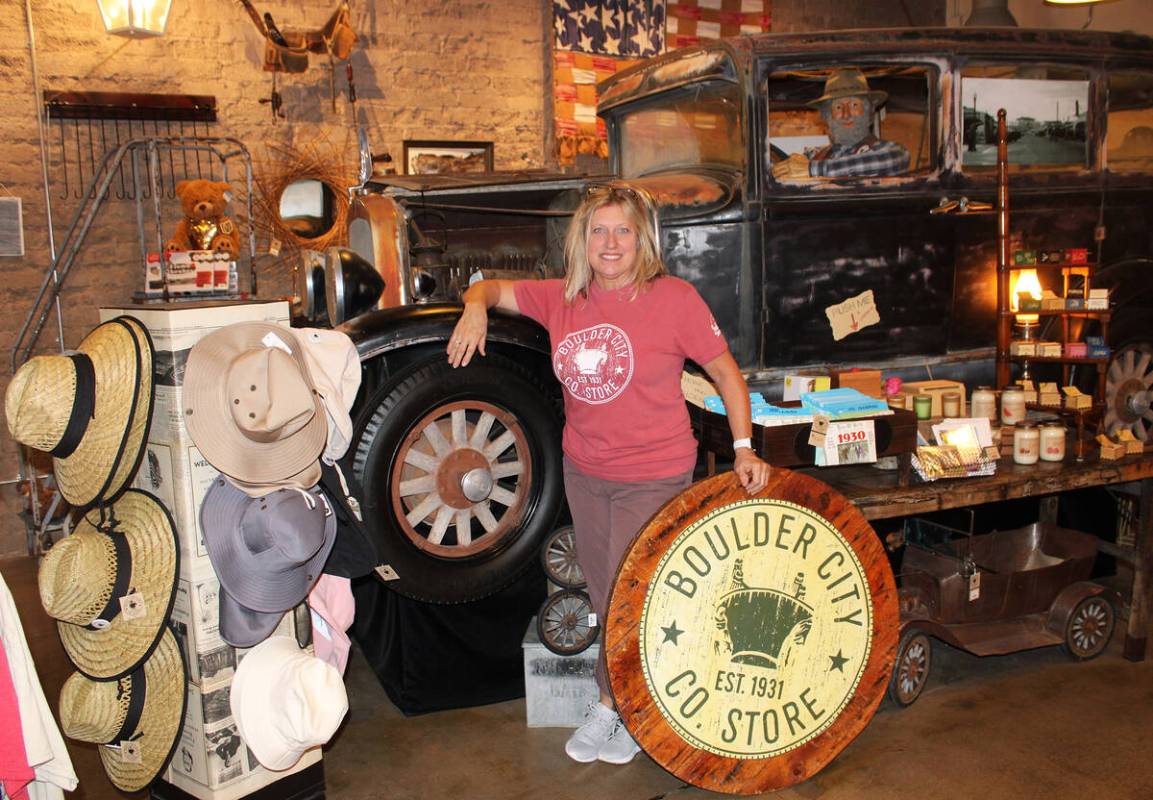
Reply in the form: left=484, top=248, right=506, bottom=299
left=436, top=449, right=493, bottom=508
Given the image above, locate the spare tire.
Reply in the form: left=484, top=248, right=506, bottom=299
left=352, top=353, right=563, bottom=603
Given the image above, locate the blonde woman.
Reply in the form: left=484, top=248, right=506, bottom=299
left=448, top=182, right=769, bottom=765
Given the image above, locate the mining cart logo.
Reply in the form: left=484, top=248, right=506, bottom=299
left=640, top=499, right=873, bottom=759
left=552, top=324, right=634, bottom=405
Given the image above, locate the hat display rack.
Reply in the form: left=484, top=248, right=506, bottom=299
left=4, top=315, right=190, bottom=793
left=182, top=320, right=374, bottom=771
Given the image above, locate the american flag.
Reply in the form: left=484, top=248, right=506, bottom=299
left=553, top=0, right=665, bottom=58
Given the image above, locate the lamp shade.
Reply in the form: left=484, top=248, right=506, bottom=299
left=1044, top=1, right=1111, bottom=5
left=96, top=0, right=172, bottom=37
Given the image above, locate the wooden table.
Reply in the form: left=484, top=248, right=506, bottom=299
left=799, top=454, right=1153, bottom=662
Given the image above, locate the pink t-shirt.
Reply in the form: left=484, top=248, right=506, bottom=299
left=515, top=276, right=728, bottom=481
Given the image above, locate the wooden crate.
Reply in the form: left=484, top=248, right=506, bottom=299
left=690, top=402, right=918, bottom=467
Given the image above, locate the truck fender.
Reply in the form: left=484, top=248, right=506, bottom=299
left=339, top=302, right=551, bottom=362
left=1045, top=581, right=1119, bottom=638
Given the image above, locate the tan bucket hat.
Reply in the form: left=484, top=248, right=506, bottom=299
left=808, top=68, right=887, bottom=107
left=6, top=316, right=150, bottom=509
left=183, top=323, right=327, bottom=485
left=59, top=627, right=187, bottom=793
left=38, top=489, right=178, bottom=680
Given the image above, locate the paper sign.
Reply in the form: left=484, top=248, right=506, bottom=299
left=681, top=371, right=718, bottom=409
left=825, top=290, right=881, bottom=341
left=822, top=419, right=877, bottom=465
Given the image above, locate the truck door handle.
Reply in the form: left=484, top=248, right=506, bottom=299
left=931, top=196, right=993, bottom=215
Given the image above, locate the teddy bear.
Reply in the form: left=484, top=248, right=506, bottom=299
left=166, top=179, right=241, bottom=258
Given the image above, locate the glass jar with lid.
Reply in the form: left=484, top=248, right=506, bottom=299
left=1013, top=422, right=1040, bottom=465
left=971, top=386, right=996, bottom=421
left=1040, top=422, right=1066, bottom=462
left=1001, top=384, right=1026, bottom=426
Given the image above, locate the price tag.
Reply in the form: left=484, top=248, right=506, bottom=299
left=119, top=592, right=147, bottom=620
left=269, top=237, right=282, bottom=257
left=587, top=612, right=598, bottom=628
left=374, top=564, right=400, bottom=582
left=119, top=740, right=142, bottom=764
left=968, top=570, right=981, bottom=601
left=807, top=415, right=831, bottom=448
left=822, top=420, right=877, bottom=466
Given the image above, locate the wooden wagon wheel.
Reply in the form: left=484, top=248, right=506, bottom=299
left=605, top=469, right=898, bottom=795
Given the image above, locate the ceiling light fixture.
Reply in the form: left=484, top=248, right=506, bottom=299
left=95, top=0, right=173, bottom=37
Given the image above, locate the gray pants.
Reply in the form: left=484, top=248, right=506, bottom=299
left=562, top=457, right=694, bottom=700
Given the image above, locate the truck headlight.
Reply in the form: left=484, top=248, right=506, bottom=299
left=326, top=247, right=386, bottom=326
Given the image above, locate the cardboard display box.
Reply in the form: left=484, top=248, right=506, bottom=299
left=898, top=380, right=967, bottom=418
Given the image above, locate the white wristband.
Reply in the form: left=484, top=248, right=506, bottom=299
left=733, top=437, right=752, bottom=451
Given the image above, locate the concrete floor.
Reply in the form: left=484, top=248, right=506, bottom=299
left=6, top=553, right=1152, bottom=799
left=325, top=624, right=1153, bottom=800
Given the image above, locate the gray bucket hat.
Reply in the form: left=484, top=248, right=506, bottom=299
left=200, top=475, right=335, bottom=614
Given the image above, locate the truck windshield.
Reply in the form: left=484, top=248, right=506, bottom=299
left=616, top=81, right=742, bottom=177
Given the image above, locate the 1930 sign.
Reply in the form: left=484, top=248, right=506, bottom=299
left=607, top=470, right=897, bottom=794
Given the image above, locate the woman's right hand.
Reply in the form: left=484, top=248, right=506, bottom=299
left=447, top=302, right=489, bottom=367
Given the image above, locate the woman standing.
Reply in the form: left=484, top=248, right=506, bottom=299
left=448, top=183, right=770, bottom=765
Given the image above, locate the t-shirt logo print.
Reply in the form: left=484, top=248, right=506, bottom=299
left=554, top=323, right=634, bottom=405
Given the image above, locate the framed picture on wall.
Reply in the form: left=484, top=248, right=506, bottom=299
left=403, top=140, right=494, bottom=175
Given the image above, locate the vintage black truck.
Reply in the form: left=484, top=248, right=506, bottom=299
left=298, top=28, right=1153, bottom=603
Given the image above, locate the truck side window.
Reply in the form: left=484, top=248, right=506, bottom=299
left=960, top=64, right=1091, bottom=172
left=1108, top=71, right=1153, bottom=173
left=767, top=65, right=935, bottom=183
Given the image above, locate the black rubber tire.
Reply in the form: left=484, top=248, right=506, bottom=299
left=537, top=589, right=599, bottom=656
left=1061, top=595, right=1115, bottom=661
left=887, top=630, right=931, bottom=707
left=352, top=353, right=563, bottom=603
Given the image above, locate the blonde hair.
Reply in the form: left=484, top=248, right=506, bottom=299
left=563, top=182, right=664, bottom=304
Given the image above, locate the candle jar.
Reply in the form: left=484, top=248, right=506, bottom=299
left=1013, top=422, right=1040, bottom=465
left=1001, top=384, right=1026, bottom=426
left=971, top=386, right=996, bottom=421
left=1040, top=423, right=1066, bottom=462
left=913, top=395, right=932, bottom=420
left=942, top=392, right=962, bottom=418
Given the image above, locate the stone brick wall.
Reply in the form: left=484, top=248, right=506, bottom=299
left=0, top=0, right=948, bottom=555
left=0, top=0, right=548, bottom=554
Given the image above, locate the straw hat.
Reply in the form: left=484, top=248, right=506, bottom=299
left=39, top=489, right=178, bottom=680
left=6, top=317, right=147, bottom=509
left=59, top=627, right=187, bottom=793
left=183, top=323, right=327, bottom=485
left=103, top=316, right=155, bottom=502
left=808, top=68, right=887, bottom=107
left=200, top=476, right=335, bottom=613
left=230, top=635, right=347, bottom=771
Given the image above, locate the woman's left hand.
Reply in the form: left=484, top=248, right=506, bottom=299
left=733, top=449, right=770, bottom=495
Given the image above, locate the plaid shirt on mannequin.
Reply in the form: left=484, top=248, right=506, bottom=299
left=808, top=137, right=910, bottom=178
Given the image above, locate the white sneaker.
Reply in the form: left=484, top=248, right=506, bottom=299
left=599, top=718, right=642, bottom=765
left=565, top=703, right=618, bottom=763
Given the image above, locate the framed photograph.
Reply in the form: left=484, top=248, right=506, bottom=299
left=403, top=140, right=494, bottom=175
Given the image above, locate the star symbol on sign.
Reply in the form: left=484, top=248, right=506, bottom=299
left=828, top=649, right=850, bottom=672
left=661, top=622, right=684, bottom=645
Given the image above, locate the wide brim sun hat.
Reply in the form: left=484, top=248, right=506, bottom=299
left=217, top=584, right=286, bottom=648
left=225, top=459, right=322, bottom=498
left=59, top=627, right=187, bottom=793
left=230, top=635, right=347, bottom=771
left=182, top=322, right=327, bottom=485
left=103, top=316, right=156, bottom=503
left=808, top=67, right=887, bottom=108
left=6, top=317, right=147, bottom=509
left=39, top=489, right=179, bottom=680
left=200, top=475, right=336, bottom=613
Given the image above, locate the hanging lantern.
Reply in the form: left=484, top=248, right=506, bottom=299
left=96, top=0, right=173, bottom=37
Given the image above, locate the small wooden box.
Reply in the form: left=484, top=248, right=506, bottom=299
left=831, top=368, right=883, bottom=398
left=1115, top=429, right=1145, bottom=456
left=1097, top=435, right=1126, bottom=461
left=1062, top=386, right=1093, bottom=410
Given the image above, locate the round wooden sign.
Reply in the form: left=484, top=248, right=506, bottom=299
left=605, top=469, right=897, bottom=795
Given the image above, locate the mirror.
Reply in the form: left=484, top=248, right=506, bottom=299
left=278, top=179, right=337, bottom=240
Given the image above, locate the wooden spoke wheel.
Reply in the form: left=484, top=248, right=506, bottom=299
left=1105, top=343, right=1153, bottom=442
left=1062, top=595, right=1115, bottom=661
left=541, top=524, right=585, bottom=589
left=888, top=631, right=931, bottom=707
left=537, top=589, right=599, bottom=656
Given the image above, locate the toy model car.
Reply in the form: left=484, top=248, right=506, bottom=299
left=299, top=28, right=1153, bottom=604
left=889, top=519, right=1118, bottom=706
